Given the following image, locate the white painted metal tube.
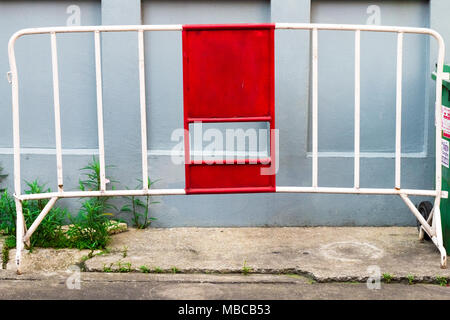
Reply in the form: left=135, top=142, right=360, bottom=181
left=312, top=28, right=318, bottom=188
left=8, top=30, right=21, bottom=201
left=8, top=25, right=24, bottom=273
left=138, top=30, right=149, bottom=191
left=275, top=23, right=443, bottom=37
left=16, top=187, right=444, bottom=201
left=395, top=32, right=403, bottom=189
left=8, top=23, right=441, bottom=40
left=14, top=199, right=24, bottom=271
left=420, top=206, right=435, bottom=240
left=434, top=205, right=445, bottom=245
left=276, top=186, right=443, bottom=197
left=432, top=30, right=446, bottom=267
left=94, top=31, right=106, bottom=192
left=19, top=188, right=186, bottom=200
left=7, top=23, right=442, bottom=41
left=354, top=30, right=360, bottom=189
left=400, top=194, right=433, bottom=236
left=23, top=197, right=58, bottom=243
left=9, top=25, right=182, bottom=39
left=434, top=33, right=445, bottom=206
left=50, top=32, right=64, bottom=192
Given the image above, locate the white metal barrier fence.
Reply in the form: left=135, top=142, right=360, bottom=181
left=7, top=23, right=449, bottom=274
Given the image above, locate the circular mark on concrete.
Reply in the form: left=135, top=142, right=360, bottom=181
left=319, top=241, right=384, bottom=263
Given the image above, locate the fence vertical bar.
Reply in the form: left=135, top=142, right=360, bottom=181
left=354, top=30, right=361, bottom=189
left=50, top=32, right=64, bottom=192
left=94, top=30, right=106, bottom=191
left=138, top=30, right=149, bottom=191
left=395, top=32, right=403, bottom=189
left=312, top=28, right=319, bottom=188
left=432, top=31, right=446, bottom=267
left=8, top=32, right=25, bottom=272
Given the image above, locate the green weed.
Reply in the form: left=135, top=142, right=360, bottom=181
left=117, top=261, right=132, bottom=273
left=0, top=181, right=68, bottom=250
left=121, top=178, right=159, bottom=229
left=154, top=267, right=163, bottom=273
left=103, top=263, right=113, bottom=272
left=67, top=157, right=119, bottom=250
left=0, top=158, right=126, bottom=251
left=382, top=273, right=393, bottom=283
left=65, top=200, right=109, bottom=249
left=436, top=276, right=448, bottom=286
left=140, top=265, right=150, bottom=273
left=242, top=260, right=252, bottom=275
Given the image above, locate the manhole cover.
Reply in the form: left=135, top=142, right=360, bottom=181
left=319, top=241, right=384, bottom=263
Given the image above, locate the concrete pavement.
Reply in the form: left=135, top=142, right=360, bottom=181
left=7, top=227, right=448, bottom=282
left=0, top=271, right=450, bottom=300
left=3, top=227, right=450, bottom=299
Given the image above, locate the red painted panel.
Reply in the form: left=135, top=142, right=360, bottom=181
left=182, top=24, right=276, bottom=194
left=187, top=164, right=275, bottom=193
left=183, top=24, right=274, bottom=119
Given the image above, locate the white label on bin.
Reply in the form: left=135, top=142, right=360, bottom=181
left=443, top=106, right=450, bottom=138
left=442, top=139, right=449, bottom=168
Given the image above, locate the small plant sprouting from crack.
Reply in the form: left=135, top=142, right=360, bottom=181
left=117, top=262, right=132, bottom=273
left=436, top=276, right=448, bottom=287
left=154, top=267, right=163, bottom=273
left=76, top=254, right=92, bottom=272
left=139, top=265, right=150, bottom=273
left=122, top=246, right=128, bottom=258
left=382, top=273, right=393, bottom=283
left=242, top=260, right=252, bottom=275
left=103, top=263, right=113, bottom=272
left=407, top=274, right=415, bottom=285
left=171, top=266, right=180, bottom=274
left=121, top=178, right=160, bottom=229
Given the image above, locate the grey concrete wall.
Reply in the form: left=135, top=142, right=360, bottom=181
left=0, top=0, right=449, bottom=226
left=0, top=0, right=101, bottom=211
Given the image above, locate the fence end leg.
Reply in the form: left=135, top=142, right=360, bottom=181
left=440, top=247, right=447, bottom=269
left=431, top=202, right=447, bottom=269
left=14, top=199, right=24, bottom=275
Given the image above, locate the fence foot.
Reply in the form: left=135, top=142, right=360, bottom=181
left=403, top=194, right=447, bottom=267
left=440, top=250, right=447, bottom=269
left=14, top=198, right=24, bottom=275
left=436, top=239, right=448, bottom=268
left=15, top=253, right=22, bottom=275
left=432, top=204, right=447, bottom=269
